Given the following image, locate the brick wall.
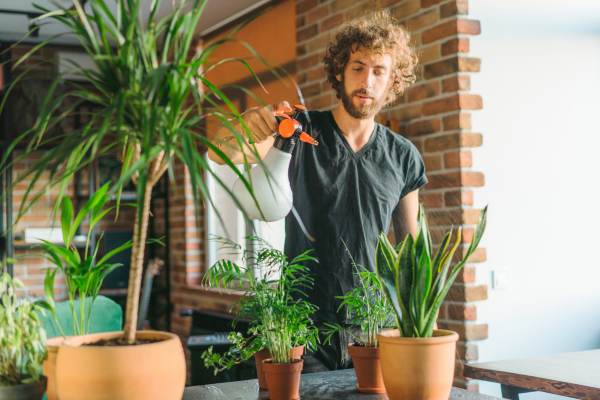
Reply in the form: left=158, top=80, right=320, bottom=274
left=295, top=0, right=485, bottom=391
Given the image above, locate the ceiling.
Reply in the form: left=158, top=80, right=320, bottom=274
left=0, top=0, right=269, bottom=45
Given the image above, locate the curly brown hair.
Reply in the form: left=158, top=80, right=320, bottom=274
left=323, top=10, right=418, bottom=106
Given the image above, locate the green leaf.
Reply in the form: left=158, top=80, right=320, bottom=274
left=61, top=196, right=74, bottom=245
left=375, top=233, right=402, bottom=330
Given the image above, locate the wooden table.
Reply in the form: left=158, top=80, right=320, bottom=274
left=182, top=369, right=504, bottom=399
left=464, top=349, right=600, bottom=400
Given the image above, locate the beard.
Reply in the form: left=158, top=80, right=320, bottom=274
left=339, top=75, right=388, bottom=120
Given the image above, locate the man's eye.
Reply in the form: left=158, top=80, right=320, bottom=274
left=354, top=68, right=362, bottom=72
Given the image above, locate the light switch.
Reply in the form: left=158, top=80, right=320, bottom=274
left=492, top=270, right=509, bottom=289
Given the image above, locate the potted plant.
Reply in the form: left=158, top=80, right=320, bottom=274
left=322, top=241, right=394, bottom=394
left=1, top=0, right=288, bottom=398
left=37, top=183, right=140, bottom=400
left=201, top=236, right=318, bottom=398
left=375, top=205, right=487, bottom=400
left=0, top=263, right=48, bottom=400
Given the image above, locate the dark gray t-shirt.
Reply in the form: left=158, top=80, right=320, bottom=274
left=285, top=110, right=428, bottom=323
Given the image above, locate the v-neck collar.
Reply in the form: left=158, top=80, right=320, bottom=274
left=327, top=111, right=379, bottom=159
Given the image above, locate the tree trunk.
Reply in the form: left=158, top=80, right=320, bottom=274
left=122, top=179, right=154, bottom=344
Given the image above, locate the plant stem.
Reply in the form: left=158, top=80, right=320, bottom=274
left=123, top=176, right=154, bottom=344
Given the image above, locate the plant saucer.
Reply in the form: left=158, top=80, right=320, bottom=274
left=355, top=384, right=386, bottom=394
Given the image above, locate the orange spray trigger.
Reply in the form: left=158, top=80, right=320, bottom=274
left=300, top=132, right=318, bottom=146
left=278, top=119, right=296, bottom=138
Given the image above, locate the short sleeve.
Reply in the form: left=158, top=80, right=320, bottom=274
left=399, top=142, right=428, bottom=199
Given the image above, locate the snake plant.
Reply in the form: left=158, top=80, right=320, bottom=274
left=375, top=205, right=487, bottom=338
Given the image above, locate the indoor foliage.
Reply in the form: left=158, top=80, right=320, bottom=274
left=0, top=0, right=294, bottom=344
left=376, top=205, right=488, bottom=338
left=0, top=263, right=48, bottom=386
left=202, top=237, right=319, bottom=370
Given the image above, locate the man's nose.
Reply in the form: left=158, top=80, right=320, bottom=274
left=359, top=69, right=373, bottom=89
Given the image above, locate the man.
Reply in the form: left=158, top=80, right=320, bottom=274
left=208, top=10, right=426, bottom=371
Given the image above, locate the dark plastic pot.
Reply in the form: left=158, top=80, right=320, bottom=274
left=0, top=375, right=47, bottom=400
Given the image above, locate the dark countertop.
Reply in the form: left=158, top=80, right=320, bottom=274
left=182, top=369, right=504, bottom=400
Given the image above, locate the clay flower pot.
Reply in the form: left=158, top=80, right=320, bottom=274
left=347, top=343, right=385, bottom=393
left=55, top=331, right=185, bottom=400
left=0, top=376, right=47, bottom=400
left=44, top=336, right=73, bottom=400
left=377, top=329, right=459, bottom=400
left=254, top=345, right=304, bottom=390
left=262, top=358, right=304, bottom=400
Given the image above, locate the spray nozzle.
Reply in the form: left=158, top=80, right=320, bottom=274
left=274, top=105, right=317, bottom=152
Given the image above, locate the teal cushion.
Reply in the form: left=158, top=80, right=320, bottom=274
left=38, top=295, right=123, bottom=338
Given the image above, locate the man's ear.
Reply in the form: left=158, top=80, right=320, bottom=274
left=336, top=73, right=341, bottom=82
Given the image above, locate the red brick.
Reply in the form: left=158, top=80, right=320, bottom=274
left=389, top=104, right=422, bottom=121
left=448, top=304, right=477, bottom=321
left=425, top=133, right=482, bottom=152
left=422, top=19, right=481, bottom=44
left=466, top=247, right=486, bottom=263
left=422, top=94, right=482, bottom=116
left=424, top=57, right=480, bottom=79
left=456, top=266, right=476, bottom=283
left=331, top=0, right=354, bottom=12
left=346, top=2, right=374, bottom=18
left=297, top=54, right=319, bottom=70
left=297, top=44, right=307, bottom=56
left=307, top=4, right=329, bottom=24
left=443, top=113, right=471, bottom=130
left=407, top=118, right=441, bottom=137
left=297, top=24, right=319, bottom=42
left=307, top=67, right=326, bottom=82
left=426, top=172, right=462, bottom=189
left=321, top=13, right=344, bottom=31
left=461, top=171, right=484, bottom=187
left=423, top=155, right=442, bottom=171
left=447, top=284, right=487, bottom=302
left=421, top=0, right=444, bottom=8
left=437, top=323, right=488, bottom=341
left=307, top=34, right=331, bottom=53
left=407, top=81, right=439, bottom=102
left=440, top=1, right=468, bottom=18
left=297, top=0, right=318, bottom=14
left=441, top=38, right=470, bottom=56
left=297, top=15, right=305, bottom=29
left=457, top=343, right=479, bottom=361
left=442, top=76, right=470, bottom=93
left=406, top=9, right=438, bottom=31
left=392, top=0, right=421, bottom=19
left=419, top=192, right=443, bottom=208
left=444, top=151, right=472, bottom=169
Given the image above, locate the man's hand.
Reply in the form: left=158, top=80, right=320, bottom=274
left=208, top=101, right=292, bottom=165
left=241, top=101, right=292, bottom=143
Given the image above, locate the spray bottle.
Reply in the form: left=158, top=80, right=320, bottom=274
left=232, top=105, right=318, bottom=222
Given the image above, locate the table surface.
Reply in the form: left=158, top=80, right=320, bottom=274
left=182, top=369, right=503, bottom=400
left=464, top=349, right=600, bottom=399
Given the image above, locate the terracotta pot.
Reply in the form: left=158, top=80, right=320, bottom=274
left=55, top=331, right=186, bottom=400
left=44, top=336, right=73, bottom=400
left=0, top=375, right=47, bottom=400
left=377, top=329, right=459, bottom=400
left=253, top=345, right=305, bottom=390
left=262, top=358, right=304, bottom=400
left=347, top=343, right=385, bottom=393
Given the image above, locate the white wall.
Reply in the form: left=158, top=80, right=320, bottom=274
left=468, top=1, right=600, bottom=398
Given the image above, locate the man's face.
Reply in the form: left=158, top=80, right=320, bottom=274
left=336, top=46, right=394, bottom=120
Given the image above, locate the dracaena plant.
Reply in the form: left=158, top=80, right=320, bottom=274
left=375, top=205, right=487, bottom=338
left=201, top=237, right=319, bottom=371
left=323, top=240, right=395, bottom=348
left=37, top=182, right=147, bottom=337
left=0, top=262, right=48, bottom=386
left=0, top=0, right=295, bottom=344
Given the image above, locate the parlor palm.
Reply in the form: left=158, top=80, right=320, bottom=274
left=0, top=0, right=287, bottom=343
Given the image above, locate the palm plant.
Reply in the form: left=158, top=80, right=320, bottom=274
left=323, top=241, right=395, bottom=347
left=375, top=205, right=487, bottom=338
left=202, top=236, right=319, bottom=369
left=0, top=0, right=286, bottom=344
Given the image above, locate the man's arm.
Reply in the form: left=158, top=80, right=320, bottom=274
left=392, top=189, right=420, bottom=245
left=207, top=101, right=292, bottom=165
